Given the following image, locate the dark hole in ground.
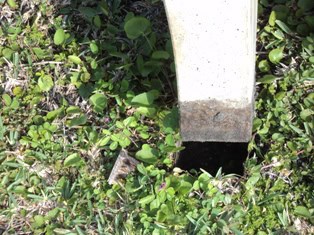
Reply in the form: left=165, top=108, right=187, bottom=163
left=175, top=142, right=248, bottom=175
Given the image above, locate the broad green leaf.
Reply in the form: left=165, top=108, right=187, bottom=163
left=131, top=90, right=159, bottom=106
left=2, top=48, right=13, bottom=60
left=156, top=209, right=167, bottom=222
left=135, top=144, right=158, bottom=164
left=305, top=16, right=314, bottom=30
left=38, top=75, right=54, bottom=92
left=90, top=60, right=98, bottom=69
left=272, top=29, right=285, bottom=40
left=253, top=118, right=262, bottom=131
left=275, top=20, right=292, bottom=34
left=78, top=6, right=98, bottom=19
left=297, top=24, right=310, bottom=36
left=245, top=173, right=261, bottom=189
left=123, top=116, right=137, bottom=127
left=47, top=208, right=60, bottom=220
left=113, top=133, right=131, bottom=148
left=13, top=186, right=26, bottom=194
left=150, top=198, right=160, bottom=210
left=7, top=0, right=17, bottom=9
left=137, top=56, right=159, bottom=76
left=109, top=141, right=118, bottom=150
left=33, top=215, right=45, bottom=228
left=269, top=47, right=284, bottom=64
left=109, top=51, right=127, bottom=59
left=304, top=93, right=314, bottom=108
left=295, top=206, right=311, bottom=218
left=165, top=134, right=175, bottom=146
left=89, top=93, right=107, bottom=113
left=289, top=124, right=304, bottom=135
left=90, top=42, right=99, bottom=54
left=258, top=60, right=270, bottom=72
left=43, top=122, right=58, bottom=132
left=139, top=60, right=163, bottom=77
left=258, top=74, right=277, bottom=84
left=272, top=5, right=289, bottom=21
left=78, top=83, right=93, bottom=98
left=178, top=181, right=192, bottom=195
left=67, top=114, right=87, bottom=127
left=12, top=87, right=23, bottom=96
left=217, top=219, right=228, bottom=230
left=298, top=0, right=314, bottom=11
left=272, top=133, right=285, bottom=142
left=107, top=24, right=119, bottom=35
left=124, top=17, right=151, bottom=39
left=160, top=107, right=179, bottom=133
left=33, top=115, right=44, bottom=125
left=98, top=136, right=111, bottom=146
left=137, top=55, right=144, bottom=72
left=99, top=1, right=109, bottom=16
left=309, top=56, right=314, bottom=64
left=139, top=131, right=150, bottom=139
left=300, top=109, right=313, bottom=121
left=211, top=208, right=222, bottom=220
left=259, top=126, right=269, bottom=135
left=139, top=194, right=155, bottom=205
left=6, top=26, right=21, bottom=35
left=136, top=164, right=147, bottom=175
left=287, top=141, right=297, bottom=151
left=47, top=107, right=64, bottom=120
left=80, top=72, right=91, bottom=82
left=66, top=106, right=81, bottom=114
left=268, top=11, right=276, bottom=26
left=54, top=29, right=66, bottom=45
left=64, top=153, right=83, bottom=167
left=2, top=94, right=12, bottom=106
left=275, top=91, right=286, bottom=100
left=10, top=98, right=19, bottom=109
left=136, top=107, right=157, bottom=117
left=93, top=15, right=101, bottom=28
left=152, top=51, right=170, bottom=60
left=33, top=47, right=47, bottom=59
left=115, top=121, right=124, bottom=129
left=68, top=55, right=82, bottom=65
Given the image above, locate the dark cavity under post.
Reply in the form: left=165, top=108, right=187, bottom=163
left=175, top=142, right=248, bottom=175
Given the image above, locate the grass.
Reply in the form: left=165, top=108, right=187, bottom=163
left=0, top=0, right=313, bottom=234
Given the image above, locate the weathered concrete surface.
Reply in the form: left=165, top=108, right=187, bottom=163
left=180, top=100, right=253, bottom=142
left=163, top=0, right=258, bottom=142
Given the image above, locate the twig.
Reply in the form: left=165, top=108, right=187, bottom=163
left=21, top=61, right=64, bottom=67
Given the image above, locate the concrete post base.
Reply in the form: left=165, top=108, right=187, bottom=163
left=164, top=0, right=258, bottom=142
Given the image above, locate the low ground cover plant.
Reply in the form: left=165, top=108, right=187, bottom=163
left=0, top=0, right=313, bottom=234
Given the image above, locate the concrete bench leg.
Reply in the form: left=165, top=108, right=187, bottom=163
left=163, top=0, right=258, bottom=142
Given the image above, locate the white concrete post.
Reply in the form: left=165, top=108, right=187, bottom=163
left=164, top=0, right=258, bottom=142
